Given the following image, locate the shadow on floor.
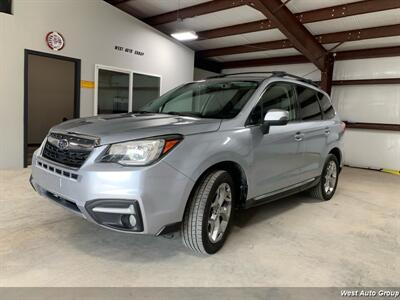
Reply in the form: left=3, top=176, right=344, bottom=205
left=63, top=192, right=323, bottom=261
left=234, top=192, right=322, bottom=228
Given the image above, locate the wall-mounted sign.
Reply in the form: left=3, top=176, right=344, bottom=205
left=81, top=80, right=95, bottom=89
left=114, top=45, right=144, bottom=57
left=46, top=31, right=65, bottom=51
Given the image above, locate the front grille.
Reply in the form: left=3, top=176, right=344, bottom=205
left=42, top=133, right=97, bottom=168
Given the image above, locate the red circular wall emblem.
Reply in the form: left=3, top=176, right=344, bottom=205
left=46, top=31, right=65, bottom=51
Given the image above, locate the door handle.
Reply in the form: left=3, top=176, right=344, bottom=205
left=324, top=128, right=330, bottom=135
left=294, top=132, right=304, bottom=141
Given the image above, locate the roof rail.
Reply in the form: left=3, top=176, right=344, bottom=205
left=207, top=71, right=282, bottom=79
left=207, top=71, right=319, bottom=87
left=277, top=72, right=319, bottom=87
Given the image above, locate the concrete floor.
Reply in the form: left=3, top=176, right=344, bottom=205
left=0, top=167, right=398, bottom=287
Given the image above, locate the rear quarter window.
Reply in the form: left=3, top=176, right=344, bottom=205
left=295, top=85, right=322, bottom=121
left=318, top=92, right=336, bottom=119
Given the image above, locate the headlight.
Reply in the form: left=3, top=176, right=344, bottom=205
left=100, top=136, right=182, bottom=166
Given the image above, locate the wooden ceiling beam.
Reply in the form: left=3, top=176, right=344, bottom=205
left=223, top=55, right=309, bottom=68
left=143, top=0, right=252, bottom=26
left=198, top=24, right=400, bottom=58
left=334, top=46, right=400, bottom=60
left=344, top=122, right=400, bottom=132
left=197, top=0, right=400, bottom=40
left=334, top=78, right=400, bottom=85
left=222, top=46, right=400, bottom=69
left=246, top=0, right=328, bottom=70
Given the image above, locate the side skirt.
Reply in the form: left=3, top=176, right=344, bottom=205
left=244, top=177, right=320, bottom=209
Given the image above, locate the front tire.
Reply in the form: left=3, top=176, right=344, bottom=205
left=309, top=154, right=339, bottom=201
left=182, top=170, right=235, bottom=255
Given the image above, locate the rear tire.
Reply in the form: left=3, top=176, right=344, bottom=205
left=182, top=170, right=235, bottom=255
left=309, top=154, right=339, bottom=201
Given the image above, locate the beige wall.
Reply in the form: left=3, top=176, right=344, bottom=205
left=0, top=0, right=194, bottom=169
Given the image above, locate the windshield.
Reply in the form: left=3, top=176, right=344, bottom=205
left=139, top=80, right=259, bottom=119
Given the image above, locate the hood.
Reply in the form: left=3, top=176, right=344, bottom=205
left=50, top=113, right=222, bottom=145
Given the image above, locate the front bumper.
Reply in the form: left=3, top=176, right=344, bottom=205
left=30, top=148, right=194, bottom=235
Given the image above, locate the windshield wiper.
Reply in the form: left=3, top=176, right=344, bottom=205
left=164, top=111, right=203, bottom=118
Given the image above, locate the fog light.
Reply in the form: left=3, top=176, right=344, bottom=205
left=121, top=214, right=137, bottom=228
left=86, top=199, right=144, bottom=232
left=129, top=215, right=137, bottom=227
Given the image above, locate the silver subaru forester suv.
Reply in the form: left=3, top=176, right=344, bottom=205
left=30, top=72, right=344, bottom=254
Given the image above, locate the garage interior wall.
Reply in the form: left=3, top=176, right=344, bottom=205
left=0, top=0, right=194, bottom=169
left=223, top=57, right=400, bottom=171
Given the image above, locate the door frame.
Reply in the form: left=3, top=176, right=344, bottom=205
left=23, top=49, right=81, bottom=167
left=94, top=64, right=162, bottom=116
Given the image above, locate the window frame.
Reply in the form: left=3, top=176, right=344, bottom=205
left=94, top=64, right=162, bottom=116
left=245, top=81, right=299, bottom=126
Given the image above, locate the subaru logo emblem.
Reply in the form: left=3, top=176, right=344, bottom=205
left=58, top=139, right=69, bottom=150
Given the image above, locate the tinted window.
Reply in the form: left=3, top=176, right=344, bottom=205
left=318, top=92, right=335, bottom=119
left=97, top=69, right=130, bottom=114
left=248, top=82, right=296, bottom=125
left=132, top=73, right=160, bottom=111
left=0, top=0, right=12, bottom=14
left=296, top=85, right=322, bottom=121
left=142, top=80, right=259, bottom=119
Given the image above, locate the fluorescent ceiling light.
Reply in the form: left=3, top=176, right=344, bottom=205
left=171, top=31, right=198, bottom=41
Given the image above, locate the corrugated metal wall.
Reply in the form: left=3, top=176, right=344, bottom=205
left=332, top=57, right=400, bottom=170
left=224, top=57, right=400, bottom=171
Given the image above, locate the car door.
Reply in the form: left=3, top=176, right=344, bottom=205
left=248, top=82, right=304, bottom=198
left=294, top=84, right=327, bottom=180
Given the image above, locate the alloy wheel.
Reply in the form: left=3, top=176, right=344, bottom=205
left=324, top=161, right=337, bottom=195
left=208, top=183, right=232, bottom=243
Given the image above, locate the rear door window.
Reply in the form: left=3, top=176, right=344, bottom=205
left=296, top=85, right=323, bottom=121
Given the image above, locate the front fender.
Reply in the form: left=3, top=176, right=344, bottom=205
left=164, top=131, right=252, bottom=181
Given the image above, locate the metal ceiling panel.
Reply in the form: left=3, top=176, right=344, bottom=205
left=124, top=0, right=210, bottom=18
left=285, top=0, right=359, bottom=14
left=239, top=28, right=286, bottom=43
left=188, top=28, right=285, bottom=50
left=326, top=36, right=400, bottom=51
left=214, top=48, right=301, bottom=62
left=158, top=5, right=265, bottom=33
left=305, top=8, right=400, bottom=35
left=188, top=35, right=250, bottom=50
left=118, top=0, right=400, bottom=62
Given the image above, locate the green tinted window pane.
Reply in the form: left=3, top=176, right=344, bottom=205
left=132, top=73, right=160, bottom=111
left=98, top=69, right=130, bottom=114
